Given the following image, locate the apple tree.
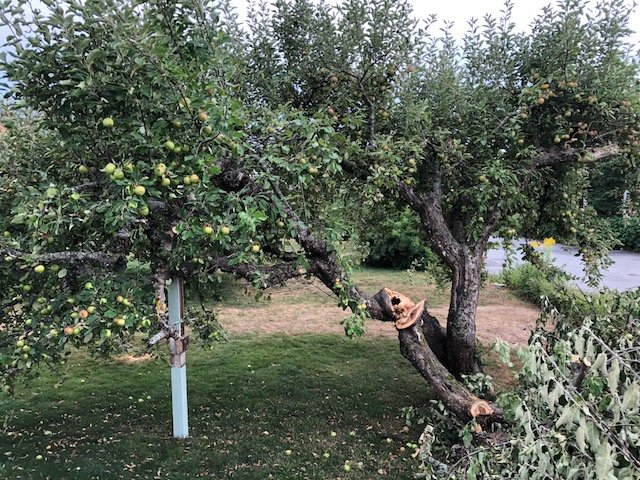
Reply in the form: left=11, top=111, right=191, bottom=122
left=0, top=0, right=342, bottom=392
left=2, top=0, right=640, bottom=430
left=241, top=0, right=640, bottom=419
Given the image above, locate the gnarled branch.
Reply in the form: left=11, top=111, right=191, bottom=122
left=531, top=144, right=620, bottom=168
left=1, top=248, right=122, bottom=266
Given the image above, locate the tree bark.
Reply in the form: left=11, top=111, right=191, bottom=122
left=446, top=246, right=483, bottom=376
left=397, top=318, right=501, bottom=425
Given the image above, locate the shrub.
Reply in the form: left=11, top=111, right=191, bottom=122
left=413, top=288, right=640, bottom=479
left=362, top=208, right=441, bottom=271
left=608, top=216, right=640, bottom=252
left=498, top=263, right=559, bottom=305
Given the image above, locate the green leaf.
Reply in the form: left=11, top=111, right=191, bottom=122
left=575, top=418, right=587, bottom=453
left=595, top=443, right=614, bottom=479
left=592, top=352, right=607, bottom=373
left=555, top=405, right=576, bottom=428
left=621, top=382, right=639, bottom=412
left=607, top=359, right=620, bottom=395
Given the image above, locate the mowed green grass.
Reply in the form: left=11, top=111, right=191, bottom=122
left=0, top=335, right=432, bottom=479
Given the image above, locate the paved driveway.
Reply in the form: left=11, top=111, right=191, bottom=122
left=486, top=238, right=640, bottom=291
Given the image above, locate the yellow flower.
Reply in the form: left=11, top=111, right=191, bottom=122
left=529, top=240, right=541, bottom=248
left=543, top=237, right=557, bottom=247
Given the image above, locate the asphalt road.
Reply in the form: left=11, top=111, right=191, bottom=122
left=486, top=238, right=640, bottom=291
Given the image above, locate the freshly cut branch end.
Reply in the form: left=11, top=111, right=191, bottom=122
left=396, top=299, right=425, bottom=330
left=469, top=400, right=494, bottom=418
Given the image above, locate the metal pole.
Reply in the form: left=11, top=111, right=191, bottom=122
left=168, top=277, right=189, bottom=438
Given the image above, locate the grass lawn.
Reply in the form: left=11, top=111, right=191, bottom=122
left=1, top=334, right=432, bottom=479
left=1, top=266, right=533, bottom=479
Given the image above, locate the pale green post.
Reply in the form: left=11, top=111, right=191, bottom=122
left=168, top=277, right=189, bottom=438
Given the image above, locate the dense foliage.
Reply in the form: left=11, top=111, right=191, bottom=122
left=410, top=286, right=640, bottom=479
left=608, top=216, right=640, bottom=251
left=362, top=207, right=442, bottom=271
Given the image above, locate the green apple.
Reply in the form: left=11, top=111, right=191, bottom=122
left=84, top=282, right=94, bottom=290
left=173, top=146, right=182, bottom=154
left=103, top=329, right=112, bottom=338
left=104, top=163, right=116, bottom=174
left=154, top=163, right=167, bottom=176
left=112, top=169, right=124, bottom=180
left=22, top=345, right=30, bottom=353
left=114, top=317, right=126, bottom=327
left=183, top=176, right=192, bottom=185
left=72, top=327, right=81, bottom=335
left=87, top=306, right=96, bottom=314
left=251, top=244, right=261, bottom=253
left=220, top=226, right=230, bottom=235
left=139, top=205, right=149, bottom=216
left=34, top=264, right=45, bottom=274
left=49, top=329, right=58, bottom=337
left=16, top=340, right=25, bottom=349
left=70, top=192, right=81, bottom=201
left=161, top=177, right=171, bottom=187
left=203, top=225, right=214, bottom=235
left=78, top=165, right=89, bottom=174
left=198, top=111, right=209, bottom=122
left=308, top=166, right=319, bottom=174
left=133, top=185, right=146, bottom=196
left=203, top=125, right=213, bottom=135
left=102, top=117, right=114, bottom=128
left=24, top=319, right=32, bottom=326
left=276, top=220, right=285, bottom=228
left=164, top=140, right=175, bottom=151
left=2, top=230, right=10, bottom=237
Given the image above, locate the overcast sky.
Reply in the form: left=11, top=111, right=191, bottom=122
left=231, top=0, right=640, bottom=44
